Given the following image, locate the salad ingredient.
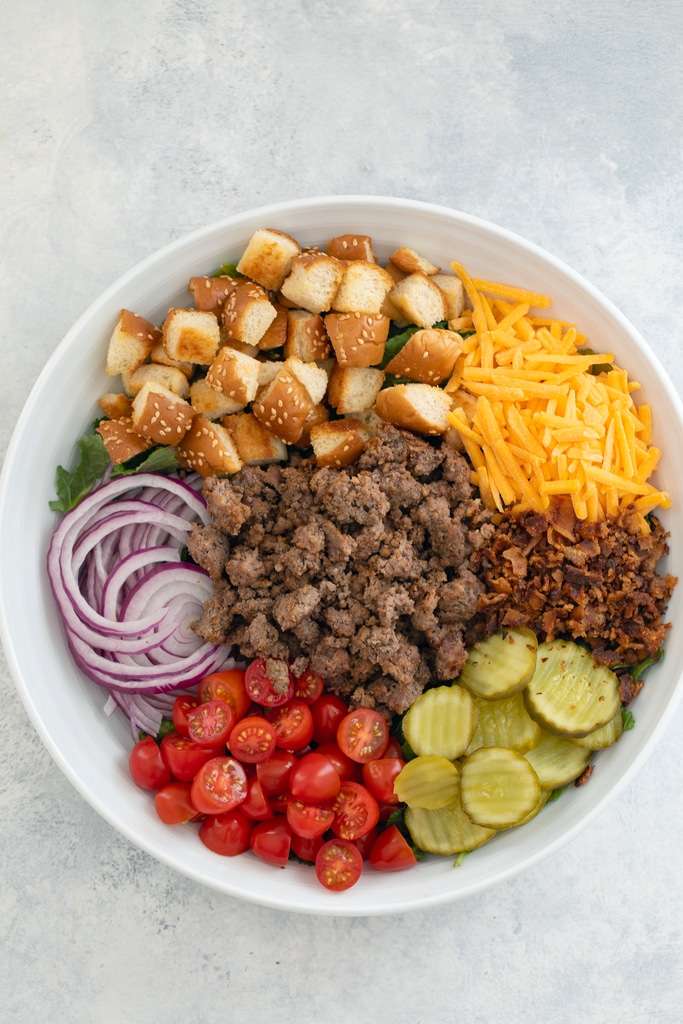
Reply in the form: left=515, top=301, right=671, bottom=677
left=331, top=781, right=380, bottom=840
left=315, top=839, right=364, bottom=892
left=292, top=668, right=325, bottom=705
left=464, top=691, right=542, bottom=755
left=244, top=658, right=294, bottom=708
left=154, top=781, right=197, bottom=825
left=524, top=733, right=592, bottom=789
left=459, top=747, right=542, bottom=829
left=265, top=699, right=314, bottom=751
left=287, top=798, right=335, bottom=840
left=190, top=756, right=248, bottom=815
left=393, top=755, right=461, bottom=810
left=186, top=699, right=235, bottom=748
left=289, top=752, right=341, bottom=803
left=523, top=639, right=621, bottom=737
left=256, top=749, right=297, bottom=795
left=128, top=736, right=172, bottom=790
left=458, top=627, right=538, bottom=700
left=160, top=732, right=217, bottom=781
left=172, top=694, right=200, bottom=737
left=240, top=776, right=274, bottom=821
left=227, top=716, right=277, bottom=764
left=572, top=708, right=624, bottom=750
left=404, top=797, right=495, bottom=855
left=369, top=825, right=418, bottom=872
left=199, top=809, right=253, bottom=856
left=402, top=685, right=478, bottom=760
left=310, top=695, right=349, bottom=745
left=198, top=669, right=251, bottom=720
left=361, top=757, right=405, bottom=805
left=250, top=819, right=292, bottom=867
left=336, top=708, right=389, bottom=764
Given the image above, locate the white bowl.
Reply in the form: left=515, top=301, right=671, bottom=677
left=2, top=195, right=683, bottom=916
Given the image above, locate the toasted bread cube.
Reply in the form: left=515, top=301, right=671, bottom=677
left=162, top=308, right=220, bottom=365
left=205, top=347, right=261, bottom=405
left=389, top=247, right=440, bottom=276
left=287, top=356, right=329, bottom=406
left=236, top=228, right=301, bottom=291
left=331, top=261, right=394, bottom=315
left=189, top=276, right=239, bottom=312
left=221, top=280, right=278, bottom=347
left=325, top=234, right=376, bottom=263
left=293, top=402, right=331, bottom=450
left=383, top=328, right=464, bottom=384
left=123, top=363, right=191, bottom=399
left=150, top=340, right=193, bottom=377
left=375, top=383, right=452, bottom=436
left=189, top=377, right=245, bottom=419
left=279, top=252, right=345, bottom=314
left=258, top=301, right=288, bottom=351
left=96, top=417, right=153, bottom=465
left=284, top=310, right=331, bottom=361
left=177, top=415, right=243, bottom=477
left=98, top=392, right=133, bottom=419
left=221, top=412, right=288, bottom=465
left=327, top=365, right=385, bottom=414
left=310, top=418, right=368, bottom=468
left=387, top=273, right=447, bottom=328
left=325, top=312, right=390, bottom=367
left=252, top=362, right=319, bottom=444
left=432, top=274, right=465, bottom=320
left=106, top=310, right=161, bottom=377
left=130, top=382, right=194, bottom=445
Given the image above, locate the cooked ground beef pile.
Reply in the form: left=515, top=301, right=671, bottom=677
left=189, top=423, right=495, bottom=718
left=469, top=502, right=677, bottom=703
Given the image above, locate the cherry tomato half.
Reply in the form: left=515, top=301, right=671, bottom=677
left=199, top=669, right=251, bottom=721
left=315, top=838, right=363, bottom=891
left=228, top=715, right=277, bottom=764
left=160, top=732, right=217, bottom=782
left=129, top=737, right=172, bottom=790
left=190, top=756, right=248, bottom=816
left=369, top=825, right=418, bottom=872
left=154, top=781, right=197, bottom=824
left=289, top=752, right=341, bottom=803
left=292, top=667, right=324, bottom=705
left=187, top=700, right=235, bottom=749
left=331, top=781, right=380, bottom=840
left=287, top=797, right=335, bottom=840
left=172, top=695, right=199, bottom=738
left=249, top=818, right=292, bottom=867
left=199, top=809, right=253, bottom=856
left=245, top=658, right=294, bottom=708
left=290, top=831, right=326, bottom=863
left=337, top=708, right=389, bottom=764
left=313, top=742, right=363, bottom=783
left=256, top=749, right=298, bottom=796
left=265, top=699, right=314, bottom=751
left=310, top=693, right=348, bottom=744
left=240, top=776, right=274, bottom=821
left=361, top=757, right=405, bottom=805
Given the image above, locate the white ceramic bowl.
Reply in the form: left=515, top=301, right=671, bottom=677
left=2, top=196, right=683, bottom=916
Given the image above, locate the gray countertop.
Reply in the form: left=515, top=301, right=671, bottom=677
left=2, top=2, right=682, bottom=1021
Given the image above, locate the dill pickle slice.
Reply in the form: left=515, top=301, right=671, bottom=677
left=458, top=628, right=538, bottom=700
left=402, top=685, right=478, bottom=760
left=514, top=788, right=551, bottom=827
left=571, top=707, right=624, bottom=750
left=460, top=746, right=541, bottom=829
left=405, top=798, right=495, bottom=855
left=524, top=731, right=591, bottom=788
left=523, top=639, right=621, bottom=738
left=394, top=755, right=460, bottom=809
left=465, top=690, right=542, bottom=756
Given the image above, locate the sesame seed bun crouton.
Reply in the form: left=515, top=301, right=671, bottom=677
left=441, top=387, right=478, bottom=451
left=98, top=392, right=133, bottom=419
left=122, top=363, right=191, bottom=399
left=374, top=382, right=453, bottom=436
left=162, top=308, right=221, bottom=365
left=385, top=261, right=408, bottom=284
left=383, top=328, right=464, bottom=384
left=221, top=412, right=288, bottom=465
left=258, top=301, right=288, bottom=351
left=149, top=340, right=194, bottom=377
left=204, top=346, right=261, bottom=406
left=387, top=272, right=447, bottom=328
left=327, top=364, right=385, bottom=414
left=279, top=252, right=345, bottom=315
left=221, top=280, right=278, bottom=347
left=324, top=312, right=390, bottom=367
left=284, top=310, right=331, bottom=361
left=293, top=402, right=330, bottom=450
left=252, top=359, right=324, bottom=444
left=105, top=310, right=161, bottom=377
left=286, top=356, right=329, bottom=406
left=177, top=414, right=243, bottom=477
left=236, top=228, right=301, bottom=292
left=432, top=274, right=465, bottom=320
left=331, top=261, right=394, bottom=315
left=189, top=377, right=245, bottom=419
left=188, top=276, right=239, bottom=312
left=96, top=417, right=153, bottom=465
left=325, top=234, right=376, bottom=263
left=389, top=246, right=440, bottom=276
left=310, top=418, right=369, bottom=468
left=130, top=382, right=195, bottom=445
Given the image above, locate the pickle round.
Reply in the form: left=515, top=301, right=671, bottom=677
left=465, top=690, right=542, bottom=756
left=524, top=731, right=592, bottom=788
left=460, top=746, right=542, bottom=829
left=405, top=799, right=495, bottom=855
left=402, top=684, right=478, bottom=760
left=458, top=628, right=538, bottom=700
left=394, top=755, right=460, bottom=809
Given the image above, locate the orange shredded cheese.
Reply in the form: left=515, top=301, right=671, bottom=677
left=445, top=264, right=670, bottom=526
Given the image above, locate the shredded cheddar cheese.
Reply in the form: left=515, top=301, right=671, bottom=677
left=445, top=263, right=670, bottom=529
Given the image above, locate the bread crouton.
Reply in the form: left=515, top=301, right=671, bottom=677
left=293, top=402, right=330, bottom=450
left=162, top=308, right=221, bottom=365
left=331, top=261, right=394, bottom=314
left=258, top=301, right=288, bottom=351
left=383, top=328, right=463, bottom=384
left=279, top=252, right=345, bottom=314
left=375, top=382, right=452, bottom=435
left=284, top=310, right=331, bottom=361
left=327, top=365, right=385, bottom=414
left=325, top=312, right=389, bottom=367
left=189, top=377, right=245, bottom=419
left=189, top=276, right=239, bottom=312
left=205, top=347, right=261, bottom=405
left=149, top=340, right=194, bottom=377
left=221, top=412, right=288, bottom=465
left=96, top=417, right=152, bottom=465
left=221, top=280, right=278, bottom=347
left=387, top=273, right=447, bottom=328
left=122, top=362, right=191, bottom=399
left=252, top=357, right=327, bottom=444
left=177, top=415, right=243, bottom=477
left=389, top=247, right=440, bottom=276
left=131, top=382, right=194, bottom=445
left=310, top=418, right=368, bottom=468
left=325, top=234, right=376, bottom=263
left=432, top=274, right=465, bottom=320
left=106, top=310, right=161, bottom=377
left=236, top=228, right=301, bottom=292
left=98, top=392, right=133, bottom=419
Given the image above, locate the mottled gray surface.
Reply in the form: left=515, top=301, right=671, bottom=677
left=2, top=1, right=683, bottom=1021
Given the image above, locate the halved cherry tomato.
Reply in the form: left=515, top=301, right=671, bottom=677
left=172, top=695, right=199, bottom=738
left=228, top=715, right=277, bottom=764
left=292, top=667, right=325, bottom=705
left=331, top=781, right=380, bottom=840
left=384, top=735, right=405, bottom=759
left=154, top=781, right=197, bottom=824
left=361, top=757, right=406, bottom=805
left=199, top=669, right=251, bottom=721
left=286, top=797, right=335, bottom=840
left=160, top=732, right=217, bottom=781
left=187, top=699, right=234, bottom=749
left=269, top=790, right=290, bottom=815
left=313, top=741, right=363, bottom=783
left=310, top=693, right=348, bottom=744
left=289, top=751, right=341, bottom=802
left=245, top=658, right=294, bottom=708
left=369, top=824, right=418, bottom=871
left=256, top=749, right=298, bottom=796
left=129, top=737, right=172, bottom=790
left=290, top=831, right=326, bottom=863
left=190, top=756, right=248, bottom=815
left=352, top=826, right=379, bottom=861
left=337, top=708, right=389, bottom=764
left=199, top=809, right=253, bottom=856
left=249, top=818, right=292, bottom=867
left=315, top=838, right=363, bottom=891
left=240, top=776, right=274, bottom=821
left=265, top=699, right=314, bottom=751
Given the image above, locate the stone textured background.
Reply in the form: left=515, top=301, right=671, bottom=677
left=1, top=2, right=682, bottom=1021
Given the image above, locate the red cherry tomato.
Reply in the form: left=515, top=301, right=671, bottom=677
left=245, top=658, right=294, bottom=708
left=129, top=737, right=172, bottom=790
left=290, top=831, right=326, bottom=863
left=187, top=699, right=235, bottom=749
left=289, top=752, right=341, bottom=802
left=269, top=790, right=290, bottom=815
left=310, top=693, right=348, bottom=744
left=256, top=749, right=298, bottom=796
left=265, top=699, right=314, bottom=751
left=369, top=825, right=418, bottom=872
left=172, top=695, right=199, bottom=738
left=331, top=781, right=380, bottom=840
left=313, top=741, right=363, bottom=783
left=361, top=757, right=406, bottom=805
left=199, top=809, right=253, bottom=856
left=228, top=715, right=277, bottom=764
left=250, top=818, right=292, bottom=867
left=292, top=667, right=325, bottom=705
left=240, top=776, right=274, bottom=821
left=199, top=669, right=251, bottom=721
left=160, top=732, right=217, bottom=781
left=337, top=708, right=389, bottom=764
left=190, top=756, right=248, bottom=815
left=384, top=735, right=405, bottom=759
left=154, top=781, right=198, bottom=824
left=315, top=838, right=363, bottom=891
left=352, top=826, right=379, bottom=861
left=286, top=796, right=335, bottom=840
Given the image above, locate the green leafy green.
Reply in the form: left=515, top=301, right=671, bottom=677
left=632, top=648, right=664, bottom=680
left=49, top=433, right=111, bottom=512
left=212, top=261, right=245, bottom=279
left=547, top=785, right=569, bottom=803
left=621, top=708, right=636, bottom=731
left=379, top=320, right=449, bottom=370
left=111, top=445, right=180, bottom=478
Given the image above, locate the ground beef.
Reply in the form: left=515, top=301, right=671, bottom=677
left=191, top=423, right=493, bottom=719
